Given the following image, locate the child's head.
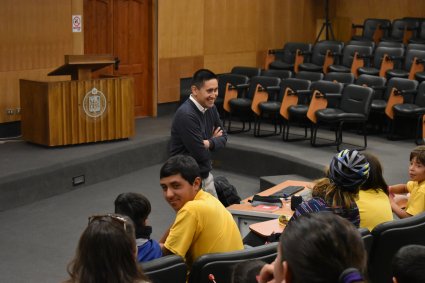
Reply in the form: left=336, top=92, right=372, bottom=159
left=231, top=259, right=266, bottom=283
left=360, top=152, right=388, bottom=194
left=114, top=193, right=151, bottom=238
left=317, top=149, right=370, bottom=209
left=392, top=245, right=425, bottom=283
left=328, top=149, right=370, bottom=192
left=276, top=212, right=366, bottom=283
left=409, top=146, right=425, bottom=183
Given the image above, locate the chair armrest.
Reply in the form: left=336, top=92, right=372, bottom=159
left=387, top=56, right=404, bottom=62
left=268, top=48, right=285, bottom=55
left=371, top=85, right=387, bottom=91
left=396, top=89, right=418, bottom=96
left=266, top=85, right=281, bottom=92
left=352, top=24, right=364, bottom=29
left=293, top=89, right=312, bottom=97
left=407, top=26, right=419, bottom=31
left=299, top=50, right=312, bottom=56
left=357, top=54, right=373, bottom=59
left=235, top=83, right=250, bottom=90
left=323, top=93, right=342, bottom=99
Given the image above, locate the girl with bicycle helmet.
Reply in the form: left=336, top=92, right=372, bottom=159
left=290, top=149, right=370, bottom=227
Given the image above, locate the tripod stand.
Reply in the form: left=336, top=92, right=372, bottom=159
left=315, top=0, right=335, bottom=43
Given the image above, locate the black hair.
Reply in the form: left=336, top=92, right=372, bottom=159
left=114, top=192, right=151, bottom=238
left=160, top=155, right=200, bottom=185
left=360, top=152, right=389, bottom=194
left=191, top=68, right=218, bottom=89
left=392, top=245, right=425, bottom=283
left=280, top=212, right=366, bottom=283
left=231, top=259, right=266, bottom=283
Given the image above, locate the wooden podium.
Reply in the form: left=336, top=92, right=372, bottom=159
left=20, top=55, right=135, bottom=146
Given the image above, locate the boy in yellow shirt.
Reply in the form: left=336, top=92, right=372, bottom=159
left=159, top=155, right=243, bottom=267
left=389, top=146, right=425, bottom=218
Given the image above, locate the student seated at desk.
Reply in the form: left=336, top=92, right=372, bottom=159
left=290, top=149, right=370, bottom=227
left=244, top=149, right=369, bottom=246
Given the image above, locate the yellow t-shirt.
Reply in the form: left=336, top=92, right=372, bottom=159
left=406, top=180, right=425, bottom=216
left=164, top=190, right=244, bottom=266
left=356, top=189, right=393, bottom=231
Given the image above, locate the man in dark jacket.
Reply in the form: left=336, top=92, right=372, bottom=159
left=169, top=69, right=227, bottom=197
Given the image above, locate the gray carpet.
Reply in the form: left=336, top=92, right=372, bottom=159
left=0, top=115, right=416, bottom=282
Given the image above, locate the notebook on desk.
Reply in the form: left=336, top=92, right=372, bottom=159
left=270, top=185, right=304, bottom=198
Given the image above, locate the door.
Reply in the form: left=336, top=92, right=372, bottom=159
left=84, top=0, right=153, bottom=117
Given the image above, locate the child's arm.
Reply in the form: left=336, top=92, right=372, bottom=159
left=389, top=183, right=412, bottom=218
left=389, top=196, right=412, bottom=218
left=388, top=184, right=408, bottom=194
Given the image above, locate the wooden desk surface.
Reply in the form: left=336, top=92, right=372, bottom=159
left=249, top=218, right=285, bottom=237
left=228, top=180, right=313, bottom=218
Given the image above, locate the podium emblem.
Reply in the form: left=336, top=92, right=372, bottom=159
left=83, top=88, right=107, bottom=118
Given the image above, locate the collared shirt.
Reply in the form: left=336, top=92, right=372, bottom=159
left=189, top=95, right=207, bottom=114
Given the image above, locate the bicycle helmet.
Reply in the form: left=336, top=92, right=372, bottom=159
left=328, top=149, right=370, bottom=192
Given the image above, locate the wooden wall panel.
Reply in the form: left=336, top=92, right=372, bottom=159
left=158, top=56, right=204, bottom=103
left=204, top=0, right=258, bottom=54
left=158, top=0, right=204, bottom=58
left=0, top=0, right=78, bottom=123
left=204, top=53, right=257, bottom=74
left=157, top=0, right=322, bottom=104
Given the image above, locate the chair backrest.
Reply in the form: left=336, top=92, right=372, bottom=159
left=310, top=40, right=344, bottom=66
left=188, top=242, right=278, bottom=283
left=310, top=80, right=344, bottom=108
left=358, top=227, right=373, bottom=256
left=346, top=40, right=375, bottom=49
left=356, top=74, right=386, bottom=99
left=403, top=49, right=425, bottom=71
left=231, top=66, right=261, bottom=78
left=362, top=18, right=391, bottom=39
left=324, top=72, right=355, bottom=84
left=368, top=212, right=425, bottom=283
left=246, top=76, right=281, bottom=100
left=140, top=254, right=187, bottom=283
left=402, top=17, right=422, bottom=38
left=310, top=80, right=344, bottom=95
left=218, top=73, right=249, bottom=99
left=356, top=74, right=387, bottom=88
left=387, top=19, right=409, bottom=41
left=373, top=47, right=405, bottom=69
left=407, top=43, right=425, bottom=51
left=377, top=41, right=405, bottom=49
left=295, top=71, right=324, bottom=82
left=260, top=69, right=292, bottom=80
left=275, top=42, right=312, bottom=63
left=340, top=45, right=373, bottom=68
left=415, top=81, right=425, bottom=107
left=384, top=77, right=419, bottom=102
left=420, top=21, right=425, bottom=40
left=278, top=78, right=311, bottom=104
left=339, top=84, right=374, bottom=116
